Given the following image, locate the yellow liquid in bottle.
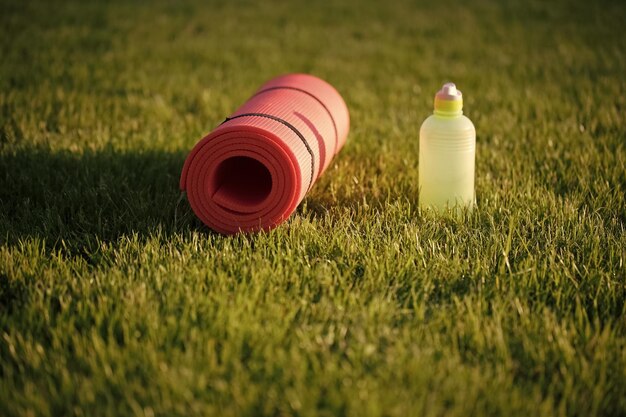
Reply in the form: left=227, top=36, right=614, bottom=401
left=419, top=83, right=476, bottom=213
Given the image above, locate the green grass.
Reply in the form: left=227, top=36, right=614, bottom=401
left=1, top=0, right=625, bottom=415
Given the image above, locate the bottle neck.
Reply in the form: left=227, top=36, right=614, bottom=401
left=434, top=95, right=463, bottom=117
left=434, top=109, right=463, bottom=117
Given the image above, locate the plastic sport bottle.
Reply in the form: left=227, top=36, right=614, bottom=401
left=419, top=83, right=476, bottom=213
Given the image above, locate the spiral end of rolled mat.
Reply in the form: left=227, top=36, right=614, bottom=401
left=180, top=74, right=350, bottom=234
left=181, top=125, right=303, bottom=234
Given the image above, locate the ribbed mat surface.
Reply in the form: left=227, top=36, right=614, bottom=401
left=180, top=74, right=350, bottom=234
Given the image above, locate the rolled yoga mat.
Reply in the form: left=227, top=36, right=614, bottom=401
left=180, top=74, right=350, bottom=234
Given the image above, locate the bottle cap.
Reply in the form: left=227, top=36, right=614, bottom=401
left=434, top=83, right=463, bottom=114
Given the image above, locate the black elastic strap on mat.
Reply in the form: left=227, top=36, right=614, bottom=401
left=253, top=86, right=339, bottom=152
left=222, top=112, right=315, bottom=190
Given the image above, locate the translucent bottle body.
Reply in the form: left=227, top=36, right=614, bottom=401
left=419, top=113, right=475, bottom=213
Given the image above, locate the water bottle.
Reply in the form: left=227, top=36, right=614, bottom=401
left=419, top=83, right=476, bottom=213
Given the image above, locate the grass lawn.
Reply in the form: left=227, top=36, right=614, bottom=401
left=1, top=0, right=625, bottom=415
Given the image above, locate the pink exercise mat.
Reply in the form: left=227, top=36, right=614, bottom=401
left=180, top=74, right=350, bottom=234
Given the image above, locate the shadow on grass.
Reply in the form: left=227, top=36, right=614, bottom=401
left=0, top=146, right=204, bottom=250
left=0, top=146, right=394, bottom=252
